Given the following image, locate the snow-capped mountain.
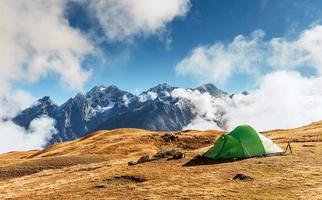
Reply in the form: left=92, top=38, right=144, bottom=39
left=13, top=83, right=228, bottom=145
left=13, top=96, right=60, bottom=129
left=194, top=83, right=227, bottom=97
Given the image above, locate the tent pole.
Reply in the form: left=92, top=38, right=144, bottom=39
left=285, top=141, right=292, bottom=154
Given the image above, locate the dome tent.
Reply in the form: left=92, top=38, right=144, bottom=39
left=203, top=125, right=283, bottom=161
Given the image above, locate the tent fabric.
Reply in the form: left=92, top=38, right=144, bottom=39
left=203, top=125, right=283, bottom=161
left=257, top=133, right=283, bottom=154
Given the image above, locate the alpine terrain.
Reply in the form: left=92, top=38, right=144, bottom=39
left=13, top=83, right=229, bottom=144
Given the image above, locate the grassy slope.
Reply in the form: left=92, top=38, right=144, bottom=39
left=0, top=123, right=321, bottom=199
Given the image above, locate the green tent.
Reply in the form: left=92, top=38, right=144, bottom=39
left=203, top=125, right=283, bottom=161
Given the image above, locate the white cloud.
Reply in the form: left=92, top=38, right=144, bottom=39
left=176, top=24, right=322, bottom=83
left=0, top=0, right=192, bottom=153
left=172, top=71, right=322, bottom=131
left=0, top=90, right=57, bottom=153
left=225, top=71, right=322, bottom=131
left=184, top=116, right=221, bottom=131
left=0, top=90, right=34, bottom=120
left=0, top=0, right=190, bottom=91
left=171, top=88, right=225, bottom=130
left=89, top=0, right=191, bottom=42
left=174, top=24, right=322, bottom=131
left=0, top=0, right=94, bottom=90
left=176, top=30, right=265, bottom=83
left=0, top=116, right=57, bottom=153
left=0, top=0, right=93, bottom=153
left=268, top=25, right=322, bottom=73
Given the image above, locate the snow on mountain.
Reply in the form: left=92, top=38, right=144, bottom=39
left=193, top=83, right=228, bottom=97
left=13, top=83, right=228, bottom=145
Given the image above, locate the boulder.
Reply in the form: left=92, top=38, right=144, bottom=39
left=172, top=151, right=185, bottom=159
left=153, top=149, right=185, bottom=160
left=233, top=173, right=253, bottom=181
left=137, top=155, right=150, bottom=164
left=161, top=133, right=178, bottom=142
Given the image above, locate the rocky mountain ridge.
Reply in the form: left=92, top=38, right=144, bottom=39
left=13, top=83, right=229, bottom=144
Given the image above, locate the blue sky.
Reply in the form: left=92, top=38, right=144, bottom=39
left=3, top=0, right=322, bottom=151
left=11, top=0, right=322, bottom=104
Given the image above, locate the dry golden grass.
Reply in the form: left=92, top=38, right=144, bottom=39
left=0, top=150, right=38, bottom=159
left=0, top=155, right=108, bottom=181
left=0, top=150, right=38, bottom=166
left=0, top=123, right=321, bottom=199
left=263, top=120, right=322, bottom=143
left=27, top=128, right=222, bottom=160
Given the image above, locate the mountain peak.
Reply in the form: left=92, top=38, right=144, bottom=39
left=144, top=83, right=177, bottom=99
left=196, top=83, right=217, bottom=90
left=87, top=84, right=121, bottom=94
left=194, top=83, right=227, bottom=97
left=105, top=85, right=122, bottom=92
left=84, top=84, right=133, bottom=109
left=14, top=83, right=229, bottom=145
left=88, top=85, right=107, bottom=93
left=158, top=83, right=171, bottom=87
left=147, top=83, right=176, bottom=92
left=38, top=96, right=54, bottom=105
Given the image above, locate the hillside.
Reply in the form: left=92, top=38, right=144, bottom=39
left=263, top=121, right=322, bottom=143
left=0, top=122, right=321, bottom=199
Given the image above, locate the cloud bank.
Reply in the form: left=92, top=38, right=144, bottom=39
left=0, top=117, right=56, bottom=153
left=0, top=91, right=56, bottom=153
left=175, top=24, right=322, bottom=131
left=224, top=71, right=322, bottom=130
left=171, top=88, right=226, bottom=130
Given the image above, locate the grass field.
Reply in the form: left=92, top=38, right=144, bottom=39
left=0, top=122, right=321, bottom=199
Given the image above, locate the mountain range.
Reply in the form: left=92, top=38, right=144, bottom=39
left=13, top=83, right=229, bottom=145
